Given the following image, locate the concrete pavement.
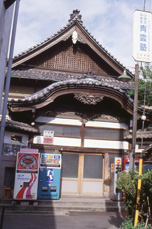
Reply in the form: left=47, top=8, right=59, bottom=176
left=0, top=211, right=124, bottom=229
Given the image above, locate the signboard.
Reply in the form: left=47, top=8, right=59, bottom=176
left=40, top=153, right=61, bottom=168
left=14, top=149, right=39, bottom=200
left=17, top=153, right=39, bottom=171
left=115, top=158, right=121, bottom=165
left=133, top=10, right=152, bottom=62
left=43, top=130, right=54, bottom=144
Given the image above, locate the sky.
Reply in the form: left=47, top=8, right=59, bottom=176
left=13, top=0, right=152, bottom=72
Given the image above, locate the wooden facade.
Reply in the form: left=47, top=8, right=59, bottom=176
left=1, top=10, right=152, bottom=199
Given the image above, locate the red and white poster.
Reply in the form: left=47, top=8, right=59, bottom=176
left=43, top=130, right=54, bottom=144
left=14, top=149, right=39, bottom=200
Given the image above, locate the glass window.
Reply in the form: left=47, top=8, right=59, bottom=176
left=62, top=153, right=79, bottom=178
left=86, top=127, right=124, bottom=140
left=37, top=124, right=80, bottom=137
left=143, top=163, right=152, bottom=172
left=83, top=155, right=103, bottom=179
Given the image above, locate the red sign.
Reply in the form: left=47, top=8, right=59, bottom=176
left=116, top=159, right=121, bottom=165
left=17, top=152, right=39, bottom=171
left=44, top=138, right=53, bottom=144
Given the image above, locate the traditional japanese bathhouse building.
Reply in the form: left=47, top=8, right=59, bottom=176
left=2, top=10, right=150, bottom=198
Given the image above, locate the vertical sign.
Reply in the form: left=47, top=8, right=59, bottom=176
left=133, top=10, right=152, bottom=62
left=43, top=130, right=54, bottom=144
left=14, top=149, right=39, bottom=200
left=114, top=157, right=122, bottom=200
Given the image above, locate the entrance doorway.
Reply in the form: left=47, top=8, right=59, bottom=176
left=61, top=152, right=103, bottom=196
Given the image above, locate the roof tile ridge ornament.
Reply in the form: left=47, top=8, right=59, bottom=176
left=13, top=10, right=83, bottom=60
left=69, top=9, right=83, bottom=24
left=83, top=71, right=99, bottom=81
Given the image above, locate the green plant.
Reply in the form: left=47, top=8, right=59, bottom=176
left=126, top=64, right=152, bottom=107
left=140, top=169, right=152, bottom=219
left=141, top=169, right=152, bottom=193
left=116, top=170, right=138, bottom=216
left=121, top=217, right=134, bottom=229
left=121, top=217, right=151, bottom=229
left=117, top=169, right=152, bottom=227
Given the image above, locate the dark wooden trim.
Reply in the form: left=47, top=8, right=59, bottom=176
left=80, top=122, right=86, bottom=147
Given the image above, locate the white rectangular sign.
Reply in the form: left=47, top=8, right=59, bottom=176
left=43, top=130, right=54, bottom=144
left=133, top=10, right=152, bottom=62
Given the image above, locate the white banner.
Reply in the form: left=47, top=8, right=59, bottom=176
left=133, top=10, right=152, bottom=62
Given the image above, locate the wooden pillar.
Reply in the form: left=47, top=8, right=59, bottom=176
left=103, top=153, right=110, bottom=197
left=80, top=121, right=86, bottom=147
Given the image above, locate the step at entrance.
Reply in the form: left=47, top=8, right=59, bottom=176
left=0, top=196, right=126, bottom=215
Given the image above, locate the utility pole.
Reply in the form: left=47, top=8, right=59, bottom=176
left=0, top=0, right=14, bottom=115
left=129, top=63, right=139, bottom=170
left=0, top=0, right=20, bottom=162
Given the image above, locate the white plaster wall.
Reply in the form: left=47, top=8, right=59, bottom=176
left=85, top=121, right=128, bottom=129
left=36, top=116, right=128, bottom=129
left=84, top=139, right=129, bottom=150
left=35, top=116, right=82, bottom=126
left=33, top=136, right=81, bottom=147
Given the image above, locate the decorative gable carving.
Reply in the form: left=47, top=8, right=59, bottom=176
left=74, top=93, right=104, bottom=105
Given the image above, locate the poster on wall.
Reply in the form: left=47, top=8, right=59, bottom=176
left=43, top=130, right=54, bottom=144
left=13, top=149, right=39, bottom=200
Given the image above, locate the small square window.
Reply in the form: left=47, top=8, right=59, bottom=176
left=11, top=135, right=22, bottom=143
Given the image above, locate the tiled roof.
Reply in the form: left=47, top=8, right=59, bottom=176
left=13, top=10, right=134, bottom=78
left=9, top=77, right=134, bottom=106
left=9, top=76, right=152, bottom=117
left=125, top=130, right=152, bottom=140
left=11, top=69, right=134, bottom=89
left=5, top=119, right=38, bottom=133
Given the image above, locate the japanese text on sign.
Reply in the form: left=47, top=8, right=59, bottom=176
left=133, top=10, right=152, bottom=62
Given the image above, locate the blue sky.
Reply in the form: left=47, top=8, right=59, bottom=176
left=14, top=0, right=152, bottom=72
